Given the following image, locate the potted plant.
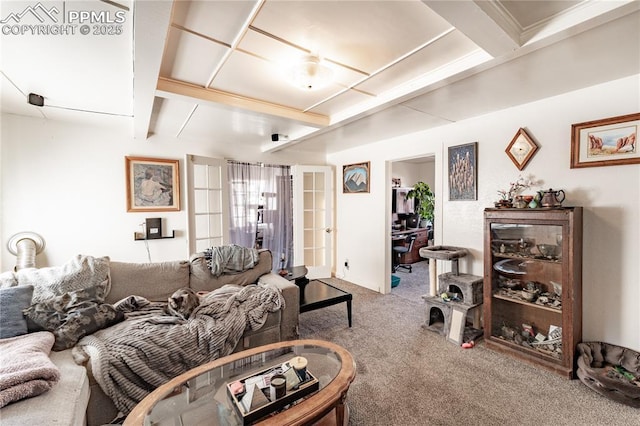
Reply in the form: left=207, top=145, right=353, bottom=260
left=406, top=181, right=434, bottom=228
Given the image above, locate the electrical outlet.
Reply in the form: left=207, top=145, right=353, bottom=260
left=344, top=259, right=349, bottom=269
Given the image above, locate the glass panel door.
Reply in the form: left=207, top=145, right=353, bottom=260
left=186, top=155, right=229, bottom=254
left=293, top=166, right=333, bottom=279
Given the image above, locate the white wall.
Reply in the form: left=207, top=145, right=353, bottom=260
left=329, top=75, right=640, bottom=351
left=0, top=116, right=320, bottom=268
left=2, top=78, right=638, bottom=351
left=391, top=160, right=435, bottom=191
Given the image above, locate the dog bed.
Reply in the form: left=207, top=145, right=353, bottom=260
left=576, top=342, right=640, bottom=407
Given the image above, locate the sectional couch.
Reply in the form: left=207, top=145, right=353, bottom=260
left=0, top=249, right=299, bottom=426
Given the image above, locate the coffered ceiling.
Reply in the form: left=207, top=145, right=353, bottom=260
left=1, top=1, right=639, bottom=155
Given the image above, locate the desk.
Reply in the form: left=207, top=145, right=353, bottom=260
left=391, top=227, right=430, bottom=264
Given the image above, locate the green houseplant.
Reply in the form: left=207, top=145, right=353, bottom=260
left=406, top=181, right=434, bottom=226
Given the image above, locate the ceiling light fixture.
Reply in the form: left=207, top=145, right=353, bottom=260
left=289, top=54, right=333, bottom=91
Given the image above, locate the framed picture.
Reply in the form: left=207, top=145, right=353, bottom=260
left=343, top=162, right=370, bottom=193
left=448, top=142, right=477, bottom=201
left=571, top=112, right=640, bottom=168
left=506, top=128, right=538, bottom=170
left=125, top=156, right=180, bottom=212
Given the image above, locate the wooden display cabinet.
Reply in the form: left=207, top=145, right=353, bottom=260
left=483, top=207, right=582, bottom=378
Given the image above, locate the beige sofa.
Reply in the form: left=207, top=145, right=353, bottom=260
left=0, top=250, right=299, bottom=426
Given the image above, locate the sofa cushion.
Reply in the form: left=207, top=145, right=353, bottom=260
left=0, top=349, right=90, bottom=426
left=0, top=286, right=34, bottom=338
left=7, top=255, right=110, bottom=304
left=189, top=250, right=273, bottom=292
left=106, top=260, right=190, bottom=303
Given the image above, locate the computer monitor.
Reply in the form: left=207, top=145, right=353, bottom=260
left=405, top=214, right=420, bottom=229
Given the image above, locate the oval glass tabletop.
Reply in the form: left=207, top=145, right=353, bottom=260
left=124, top=339, right=355, bottom=426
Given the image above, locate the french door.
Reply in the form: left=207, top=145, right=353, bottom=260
left=186, top=155, right=229, bottom=254
left=292, top=165, right=333, bottom=279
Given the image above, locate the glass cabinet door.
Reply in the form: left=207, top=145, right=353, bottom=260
left=489, top=222, right=564, bottom=359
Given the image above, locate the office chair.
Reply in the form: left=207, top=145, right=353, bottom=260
left=393, top=234, right=417, bottom=273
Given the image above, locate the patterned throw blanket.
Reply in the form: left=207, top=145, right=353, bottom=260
left=204, top=245, right=259, bottom=277
left=0, top=332, right=60, bottom=408
left=73, top=283, right=284, bottom=416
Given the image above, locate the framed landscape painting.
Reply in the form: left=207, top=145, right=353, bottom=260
left=570, top=112, right=639, bottom=168
left=343, top=162, right=370, bottom=193
left=448, top=142, right=477, bottom=201
left=125, top=156, right=180, bottom=212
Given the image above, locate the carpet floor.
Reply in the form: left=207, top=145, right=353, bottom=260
left=298, top=261, right=639, bottom=426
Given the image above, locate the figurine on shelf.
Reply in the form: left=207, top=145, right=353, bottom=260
left=495, top=175, right=538, bottom=208
left=514, top=196, right=528, bottom=209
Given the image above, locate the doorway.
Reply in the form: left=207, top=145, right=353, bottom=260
left=389, top=156, right=436, bottom=295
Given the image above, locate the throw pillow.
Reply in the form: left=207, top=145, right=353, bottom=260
left=0, top=270, right=18, bottom=289
left=23, top=280, right=109, bottom=332
left=15, top=254, right=110, bottom=303
left=23, top=281, right=122, bottom=350
left=0, top=285, right=34, bottom=338
left=50, top=304, right=123, bottom=351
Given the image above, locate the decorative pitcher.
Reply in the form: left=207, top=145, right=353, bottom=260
left=538, top=188, right=565, bottom=207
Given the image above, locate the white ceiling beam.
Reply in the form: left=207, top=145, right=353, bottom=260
left=422, top=0, right=521, bottom=58
left=155, top=77, right=330, bottom=128
left=133, top=0, right=174, bottom=140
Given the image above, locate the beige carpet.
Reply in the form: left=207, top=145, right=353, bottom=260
left=298, top=263, right=639, bottom=425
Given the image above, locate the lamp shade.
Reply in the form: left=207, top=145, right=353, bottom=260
left=290, top=55, right=333, bottom=91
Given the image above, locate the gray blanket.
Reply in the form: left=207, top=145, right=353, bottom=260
left=73, top=283, right=284, bottom=415
left=204, top=245, right=259, bottom=277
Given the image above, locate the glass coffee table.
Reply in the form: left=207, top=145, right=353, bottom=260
left=124, top=340, right=356, bottom=426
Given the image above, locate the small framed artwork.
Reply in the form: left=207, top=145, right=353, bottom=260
left=125, top=156, right=180, bottom=212
left=571, top=112, right=640, bottom=168
left=343, top=162, right=370, bottom=193
left=448, top=142, right=477, bottom=201
left=506, top=128, right=538, bottom=170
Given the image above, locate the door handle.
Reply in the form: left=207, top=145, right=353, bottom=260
left=325, top=228, right=332, bottom=233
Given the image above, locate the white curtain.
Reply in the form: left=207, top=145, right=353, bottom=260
left=227, top=161, right=293, bottom=270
